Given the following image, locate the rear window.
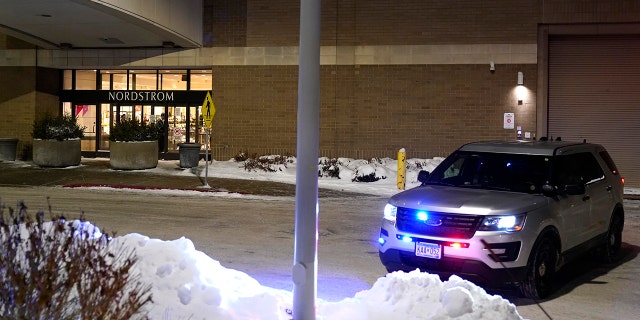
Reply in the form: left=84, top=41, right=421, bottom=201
left=599, top=150, right=620, bottom=175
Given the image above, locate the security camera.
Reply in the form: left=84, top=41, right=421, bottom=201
left=490, top=61, right=495, bottom=73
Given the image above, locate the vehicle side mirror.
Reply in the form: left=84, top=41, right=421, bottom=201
left=564, top=183, right=586, bottom=195
left=541, top=183, right=555, bottom=195
left=418, top=170, right=430, bottom=184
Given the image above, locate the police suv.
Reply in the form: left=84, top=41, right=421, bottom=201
left=378, top=140, right=625, bottom=299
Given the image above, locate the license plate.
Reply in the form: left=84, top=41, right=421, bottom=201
left=415, top=242, right=442, bottom=259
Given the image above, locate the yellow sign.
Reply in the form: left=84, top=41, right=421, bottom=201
left=202, top=91, right=216, bottom=128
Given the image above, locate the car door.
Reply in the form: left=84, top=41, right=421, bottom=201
left=553, top=154, right=592, bottom=250
left=577, top=152, right=612, bottom=238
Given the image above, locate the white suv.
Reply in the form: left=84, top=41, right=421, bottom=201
left=378, top=140, right=625, bottom=299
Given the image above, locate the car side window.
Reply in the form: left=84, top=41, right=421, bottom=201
left=554, top=154, right=583, bottom=187
left=554, top=152, right=604, bottom=187
left=577, top=152, right=605, bottom=184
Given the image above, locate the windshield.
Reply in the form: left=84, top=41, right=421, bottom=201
left=426, top=151, right=551, bottom=194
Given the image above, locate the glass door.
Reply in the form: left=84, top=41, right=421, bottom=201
left=99, top=104, right=110, bottom=150
left=167, top=105, right=187, bottom=151
left=75, top=104, right=97, bottom=152
left=188, top=105, right=205, bottom=146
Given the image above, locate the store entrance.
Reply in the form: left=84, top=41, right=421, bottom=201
left=89, top=103, right=203, bottom=156
left=99, top=105, right=162, bottom=151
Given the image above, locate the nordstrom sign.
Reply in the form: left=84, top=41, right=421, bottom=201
left=107, top=91, right=175, bottom=102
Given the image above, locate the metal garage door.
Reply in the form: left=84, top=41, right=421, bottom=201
left=548, top=35, right=640, bottom=188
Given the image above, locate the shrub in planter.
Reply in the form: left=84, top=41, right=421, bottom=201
left=32, top=113, right=85, bottom=167
left=109, top=119, right=159, bottom=170
left=109, top=119, right=158, bottom=142
left=32, top=113, right=85, bottom=141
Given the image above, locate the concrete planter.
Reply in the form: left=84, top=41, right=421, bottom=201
left=0, top=138, right=18, bottom=161
left=33, top=139, right=81, bottom=167
left=110, top=141, right=158, bottom=170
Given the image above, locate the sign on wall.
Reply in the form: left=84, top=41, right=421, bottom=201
left=503, top=113, right=515, bottom=129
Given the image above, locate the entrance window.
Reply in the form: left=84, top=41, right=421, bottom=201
left=63, top=70, right=73, bottom=90
left=190, top=70, right=212, bottom=90
left=160, top=70, right=187, bottom=90
left=63, top=102, right=98, bottom=152
left=101, top=70, right=128, bottom=90
left=130, top=70, right=157, bottom=90
left=76, top=70, right=97, bottom=90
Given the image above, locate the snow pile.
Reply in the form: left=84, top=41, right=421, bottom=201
left=319, top=271, right=522, bottom=320
left=113, top=233, right=522, bottom=320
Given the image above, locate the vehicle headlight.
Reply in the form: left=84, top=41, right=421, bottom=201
left=478, top=214, right=526, bottom=232
left=383, top=204, right=397, bottom=222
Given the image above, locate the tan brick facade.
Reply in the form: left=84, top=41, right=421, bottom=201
left=241, top=0, right=541, bottom=47
left=208, top=63, right=537, bottom=160
left=2, top=0, right=640, bottom=161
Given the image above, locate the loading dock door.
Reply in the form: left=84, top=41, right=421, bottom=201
left=548, top=35, right=640, bottom=188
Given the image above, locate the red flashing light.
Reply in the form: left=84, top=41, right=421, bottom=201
left=621, top=177, right=625, bottom=185
left=445, top=242, right=470, bottom=248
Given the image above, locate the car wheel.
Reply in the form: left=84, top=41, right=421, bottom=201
left=520, top=236, right=557, bottom=300
left=601, top=213, right=623, bottom=263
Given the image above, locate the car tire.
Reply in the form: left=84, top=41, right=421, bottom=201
left=601, top=213, right=623, bottom=264
left=520, top=235, right=557, bottom=300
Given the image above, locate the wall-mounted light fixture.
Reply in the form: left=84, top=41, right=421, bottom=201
left=517, top=71, right=524, bottom=85
left=516, top=71, right=525, bottom=105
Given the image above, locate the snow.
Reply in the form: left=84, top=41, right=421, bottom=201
left=17, top=156, right=640, bottom=319
left=115, top=234, right=522, bottom=320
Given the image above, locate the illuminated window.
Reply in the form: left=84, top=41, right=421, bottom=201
left=159, top=70, right=187, bottom=90
left=75, top=70, right=96, bottom=90
left=190, top=69, right=212, bottom=90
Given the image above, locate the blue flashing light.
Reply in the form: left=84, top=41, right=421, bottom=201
left=378, top=237, right=386, bottom=245
left=506, top=162, right=512, bottom=167
left=401, top=235, right=413, bottom=242
left=416, top=211, right=428, bottom=221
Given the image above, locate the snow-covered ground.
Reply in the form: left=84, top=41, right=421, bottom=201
left=6, top=156, right=640, bottom=319
left=76, top=157, right=527, bottom=319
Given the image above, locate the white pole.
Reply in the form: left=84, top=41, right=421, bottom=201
left=203, top=128, right=210, bottom=188
left=293, top=0, right=321, bottom=318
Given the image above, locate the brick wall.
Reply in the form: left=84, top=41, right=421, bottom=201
left=239, top=0, right=540, bottom=47
left=0, top=67, right=37, bottom=160
left=204, top=0, right=247, bottom=46
left=210, top=63, right=537, bottom=160
left=0, top=66, right=60, bottom=160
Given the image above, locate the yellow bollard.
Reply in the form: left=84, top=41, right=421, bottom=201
left=397, top=148, right=406, bottom=190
